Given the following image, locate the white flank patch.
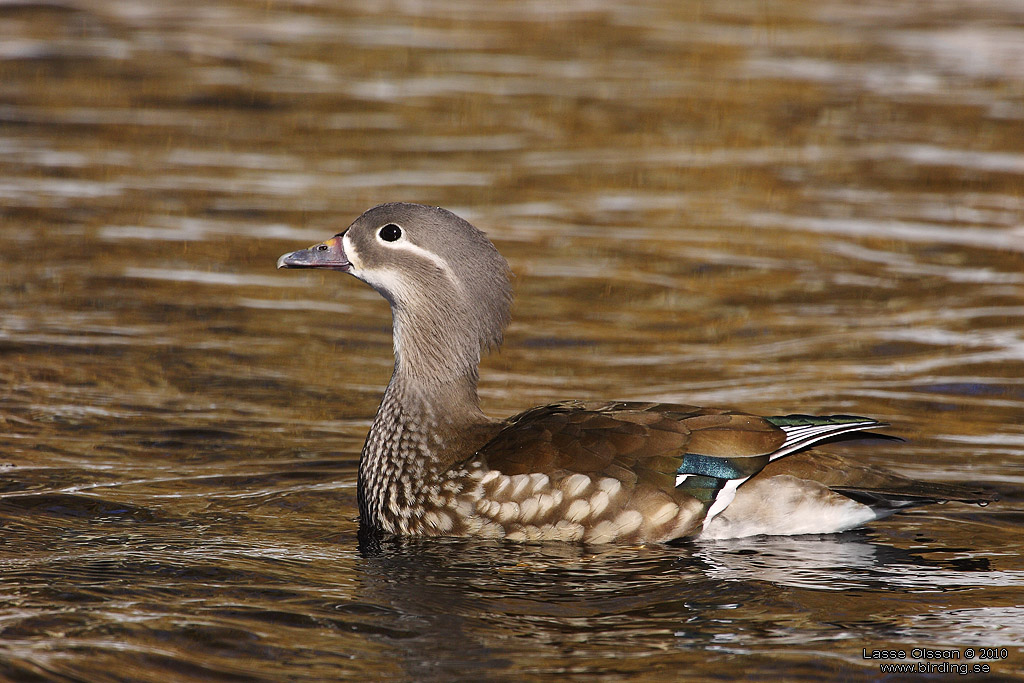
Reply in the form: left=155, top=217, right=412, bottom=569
left=497, top=501, right=520, bottom=523
left=650, top=502, right=679, bottom=526
left=536, top=491, right=561, bottom=517
left=565, top=499, right=591, bottom=523
left=561, top=474, right=591, bottom=498
left=590, top=490, right=611, bottom=517
left=585, top=519, right=618, bottom=544
left=613, top=510, right=644, bottom=535
left=519, top=497, right=540, bottom=523
left=509, top=474, right=530, bottom=499
left=699, top=477, right=883, bottom=539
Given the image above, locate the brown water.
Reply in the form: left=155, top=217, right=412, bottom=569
left=2, top=0, right=1024, bottom=680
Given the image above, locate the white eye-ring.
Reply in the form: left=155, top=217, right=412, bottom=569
left=378, top=223, right=403, bottom=242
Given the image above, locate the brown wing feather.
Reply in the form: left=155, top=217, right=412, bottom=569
left=475, top=400, right=786, bottom=479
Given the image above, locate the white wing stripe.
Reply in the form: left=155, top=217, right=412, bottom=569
left=702, top=477, right=748, bottom=533
left=771, top=421, right=879, bottom=461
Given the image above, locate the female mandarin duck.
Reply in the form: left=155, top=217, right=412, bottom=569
left=278, top=203, right=992, bottom=544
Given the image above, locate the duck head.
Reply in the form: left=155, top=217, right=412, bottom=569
left=278, top=202, right=513, bottom=385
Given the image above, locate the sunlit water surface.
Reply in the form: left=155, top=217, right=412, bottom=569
left=2, top=0, right=1023, bottom=680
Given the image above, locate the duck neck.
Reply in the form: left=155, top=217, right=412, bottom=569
left=357, top=353, right=488, bottom=531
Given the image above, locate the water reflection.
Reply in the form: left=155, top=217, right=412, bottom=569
left=352, top=530, right=1024, bottom=680
left=695, top=533, right=1024, bottom=593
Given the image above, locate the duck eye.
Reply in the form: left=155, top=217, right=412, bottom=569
left=379, top=224, right=402, bottom=242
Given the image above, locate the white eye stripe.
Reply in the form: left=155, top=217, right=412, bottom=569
left=377, top=239, right=459, bottom=287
